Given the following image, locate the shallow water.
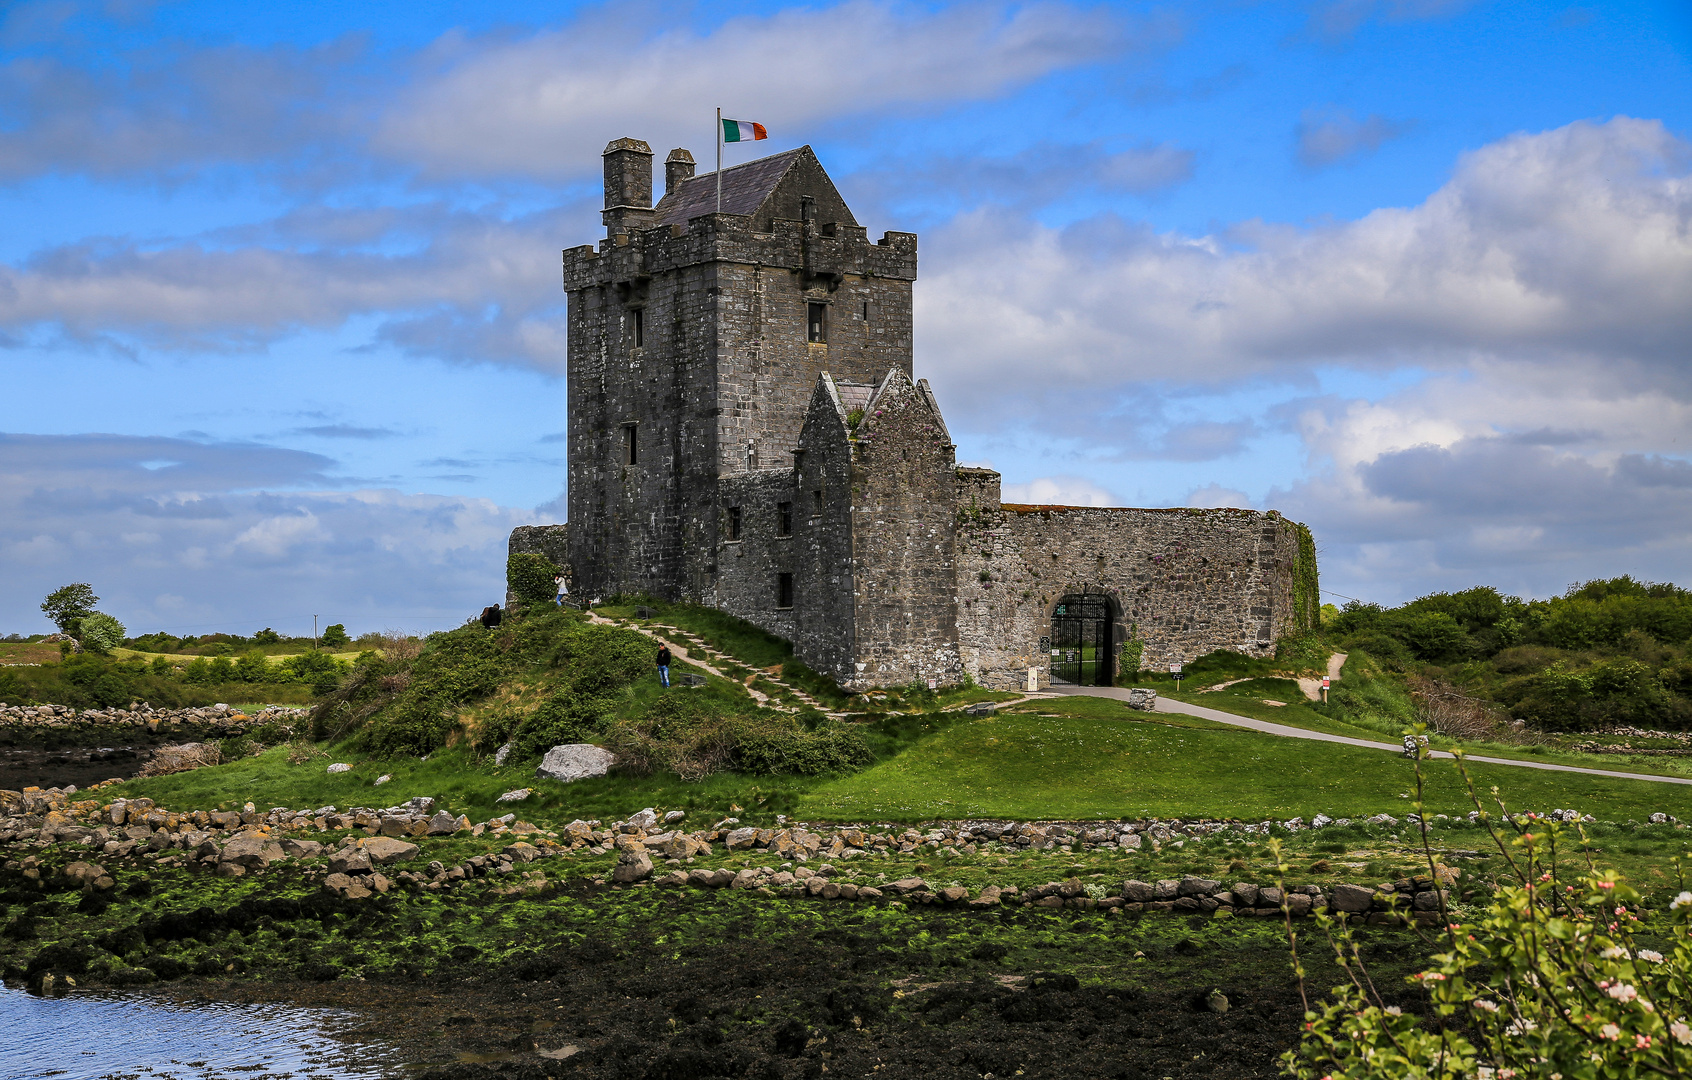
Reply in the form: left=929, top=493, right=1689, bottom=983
left=0, top=986, right=405, bottom=1079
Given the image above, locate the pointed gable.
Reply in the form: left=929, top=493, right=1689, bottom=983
left=653, top=145, right=858, bottom=232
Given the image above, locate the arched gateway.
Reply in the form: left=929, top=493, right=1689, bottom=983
left=1049, top=591, right=1113, bottom=686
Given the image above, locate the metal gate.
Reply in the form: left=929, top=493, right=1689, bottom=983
left=1050, top=591, right=1113, bottom=686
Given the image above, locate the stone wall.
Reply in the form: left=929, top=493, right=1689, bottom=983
left=561, top=142, right=916, bottom=607
left=713, top=470, right=800, bottom=641
left=790, top=375, right=859, bottom=683
left=843, top=372, right=962, bottom=689
left=954, top=469, right=1308, bottom=690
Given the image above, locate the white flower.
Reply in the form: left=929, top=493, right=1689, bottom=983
left=1671, top=890, right=1692, bottom=910
left=1601, top=946, right=1631, bottom=959
left=1477, top=1068, right=1496, bottom=1080
left=1384, top=1006, right=1402, bottom=1016
left=1600, top=1023, right=1622, bottom=1041
left=1671, top=1021, right=1692, bottom=1046
left=1607, top=983, right=1638, bottom=1003
left=1638, top=949, right=1663, bottom=963
left=1474, top=1000, right=1500, bottom=1013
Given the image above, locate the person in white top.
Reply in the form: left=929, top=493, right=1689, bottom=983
left=553, top=573, right=568, bottom=607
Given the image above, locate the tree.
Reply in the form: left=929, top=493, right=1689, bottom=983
left=78, top=612, right=126, bottom=655
left=321, top=623, right=350, bottom=648
left=41, top=583, right=98, bottom=634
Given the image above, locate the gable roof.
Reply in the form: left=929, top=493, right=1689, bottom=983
left=653, top=145, right=857, bottom=230
left=832, top=381, right=876, bottom=414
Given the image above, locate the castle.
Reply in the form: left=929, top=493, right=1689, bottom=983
left=510, top=138, right=1319, bottom=692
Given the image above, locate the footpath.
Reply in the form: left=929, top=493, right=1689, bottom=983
left=1056, top=685, right=1692, bottom=787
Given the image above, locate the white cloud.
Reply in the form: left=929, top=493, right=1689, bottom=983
left=1296, top=106, right=1412, bottom=168
left=377, top=2, right=1130, bottom=180
left=0, top=433, right=535, bottom=635
left=1186, top=484, right=1252, bottom=509
left=1002, top=475, right=1118, bottom=506
left=920, top=116, right=1692, bottom=413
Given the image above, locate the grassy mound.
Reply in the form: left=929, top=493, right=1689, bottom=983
left=798, top=698, right=1685, bottom=822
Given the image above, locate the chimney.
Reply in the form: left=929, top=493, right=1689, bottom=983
left=602, top=137, right=653, bottom=211
left=664, top=148, right=696, bottom=195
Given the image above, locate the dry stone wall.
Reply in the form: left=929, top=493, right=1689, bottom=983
left=954, top=469, right=1307, bottom=690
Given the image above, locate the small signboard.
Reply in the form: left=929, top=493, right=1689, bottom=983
left=927, top=678, right=938, bottom=690
left=1169, top=663, right=1182, bottom=675
left=1322, top=676, right=1331, bottom=689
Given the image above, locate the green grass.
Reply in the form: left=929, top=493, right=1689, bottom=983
left=1165, top=687, right=1692, bottom=781
left=797, top=707, right=1690, bottom=823
left=106, top=740, right=826, bottom=824
left=596, top=598, right=793, bottom=670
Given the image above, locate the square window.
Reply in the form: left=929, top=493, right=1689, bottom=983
left=777, top=501, right=792, bottom=536
left=727, top=506, right=741, bottom=541
left=777, top=572, right=794, bottom=609
left=807, top=302, right=827, bottom=343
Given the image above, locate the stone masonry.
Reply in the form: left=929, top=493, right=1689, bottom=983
left=525, top=137, right=1317, bottom=691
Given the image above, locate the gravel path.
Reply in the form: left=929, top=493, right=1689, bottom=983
left=1054, top=684, right=1692, bottom=787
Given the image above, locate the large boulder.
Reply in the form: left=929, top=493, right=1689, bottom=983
left=360, top=836, right=421, bottom=865
left=611, top=852, right=653, bottom=884
left=221, top=831, right=284, bottom=869
left=1329, top=883, right=1374, bottom=913
left=536, top=744, right=616, bottom=783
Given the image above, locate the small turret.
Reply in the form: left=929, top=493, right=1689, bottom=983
left=664, top=148, right=695, bottom=195
left=602, top=137, right=654, bottom=232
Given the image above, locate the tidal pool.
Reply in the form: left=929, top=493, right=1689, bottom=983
left=0, top=985, right=404, bottom=1079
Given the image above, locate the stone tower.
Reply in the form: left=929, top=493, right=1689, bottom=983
left=562, top=138, right=918, bottom=604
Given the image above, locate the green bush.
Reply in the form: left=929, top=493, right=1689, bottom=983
left=1282, top=761, right=1692, bottom=1080
left=732, top=715, right=873, bottom=775
left=79, top=612, right=126, bottom=655
left=0, top=667, right=29, bottom=704
left=507, top=552, right=561, bottom=609
left=320, top=623, right=350, bottom=648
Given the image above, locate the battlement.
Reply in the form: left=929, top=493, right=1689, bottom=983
left=561, top=215, right=917, bottom=294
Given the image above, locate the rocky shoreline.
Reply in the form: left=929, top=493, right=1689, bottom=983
left=2, top=786, right=1479, bottom=923
left=0, top=703, right=310, bottom=739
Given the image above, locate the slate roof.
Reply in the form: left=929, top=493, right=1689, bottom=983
left=653, top=147, right=807, bottom=226
left=833, top=381, right=876, bottom=414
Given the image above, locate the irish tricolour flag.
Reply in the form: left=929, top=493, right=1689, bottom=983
left=722, top=118, right=767, bottom=143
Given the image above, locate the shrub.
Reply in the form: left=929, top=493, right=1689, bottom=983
left=732, top=715, right=874, bottom=775
left=79, top=612, right=126, bottom=655
left=320, top=623, right=350, bottom=648
left=1280, top=753, right=1692, bottom=1080
left=507, top=552, right=561, bottom=609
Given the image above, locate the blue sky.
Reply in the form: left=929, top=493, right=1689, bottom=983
left=2, top=0, right=1690, bottom=636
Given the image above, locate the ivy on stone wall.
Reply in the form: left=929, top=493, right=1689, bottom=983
left=1290, top=522, right=1320, bottom=632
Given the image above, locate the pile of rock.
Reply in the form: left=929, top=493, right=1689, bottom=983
left=645, top=867, right=1451, bottom=923
left=0, top=703, right=309, bottom=737
left=0, top=789, right=497, bottom=858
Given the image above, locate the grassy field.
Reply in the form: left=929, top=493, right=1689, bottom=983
left=795, top=695, right=1688, bottom=823
left=0, top=641, right=60, bottom=665
left=109, top=689, right=1692, bottom=829
left=1163, top=679, right=1692, bottom=781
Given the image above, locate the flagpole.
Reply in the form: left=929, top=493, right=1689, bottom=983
left=716, top=107, right=723, bottom=213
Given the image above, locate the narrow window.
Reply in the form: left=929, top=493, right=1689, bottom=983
left=777, top=501, right=792, bottom=536
left=807, top=302, right=827, bottom=343
left=811, top=489, right=823, bottom=515
left=622, top=424, right=638, bottom=466
left=777, top=573, right=794, bottom=609
left=746, top=443, right=757, bottom=470
left=632, top=308, right=644, bottom=348
left=727, top=506, right=742, bottom=541
left=862, top=300, right=870, bottom=322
